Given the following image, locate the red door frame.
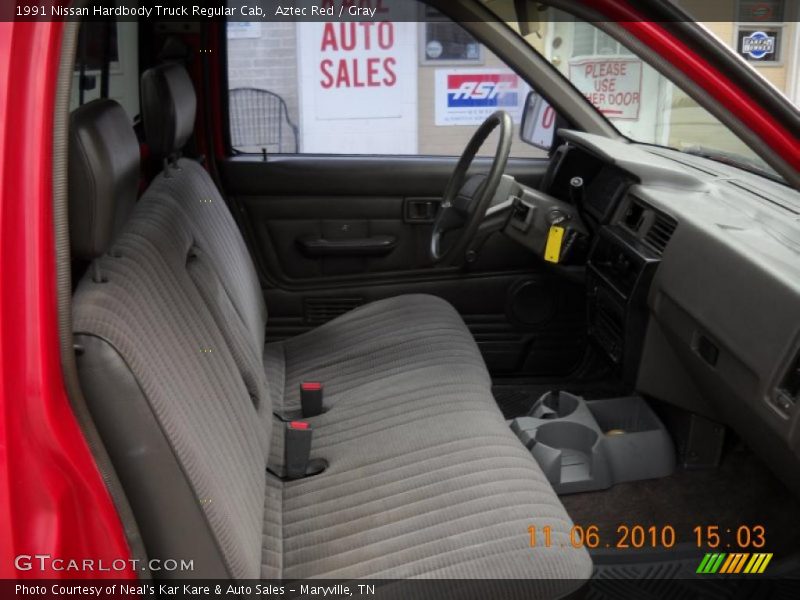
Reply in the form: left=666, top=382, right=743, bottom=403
left=0, top=5, right=797, bottom=579
left=0, top=21, right=133, bottom=579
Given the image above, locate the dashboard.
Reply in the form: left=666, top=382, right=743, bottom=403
left=545, top=145, right=629, bottom=222
left=505, top=130, right=800, bottom=494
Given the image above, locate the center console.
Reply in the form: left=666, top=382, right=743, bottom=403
left=505, top=145, right=683, bottom=491
left=587, top=225, right=660, bottom=383
left=537, top=145, right=669, bottom=385
left=587, top=184, right=683, bottom=385
left=511, top=391, right=675, bottom=494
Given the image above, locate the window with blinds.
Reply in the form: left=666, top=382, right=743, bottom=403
left=572, top=22, right=633, bottom=57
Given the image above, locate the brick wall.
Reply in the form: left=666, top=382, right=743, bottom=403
left=227, top=22, right=300, bottom=152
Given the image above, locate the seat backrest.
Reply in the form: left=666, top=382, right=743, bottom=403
left=140, top=64, right=274, bottom=408
left=70, top=99, right=273, bottom=579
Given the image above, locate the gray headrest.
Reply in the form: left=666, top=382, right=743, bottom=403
left=141, top=63, right=196, bottom=160
left=69, top=99, right=139, bottom=260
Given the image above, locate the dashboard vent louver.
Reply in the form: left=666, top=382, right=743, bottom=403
left=644, top=214, right=677, bottom=254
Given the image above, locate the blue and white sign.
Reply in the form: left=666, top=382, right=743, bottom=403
left=435, top=68, right=529, bottom=126
left=739, top=30, right=778, bottom=61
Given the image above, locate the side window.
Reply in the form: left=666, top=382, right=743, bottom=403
left=70, top=20, right=139, bottom=122
left=503, top=3, right=782, bottom=175
left=226, top=7, right=546, bottom=157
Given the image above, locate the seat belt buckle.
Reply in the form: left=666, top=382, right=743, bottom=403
left=284, top=421, right=312, bottom=480
left=300, top=381, right=324, bottom=418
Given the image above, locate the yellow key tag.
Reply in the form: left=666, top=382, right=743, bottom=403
left=544, top=226, right=565, bottom=263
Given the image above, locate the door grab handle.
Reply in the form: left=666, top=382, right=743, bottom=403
left=405, top=198, right=441, bottom=223
left=296, top=235, right=397, bottom=257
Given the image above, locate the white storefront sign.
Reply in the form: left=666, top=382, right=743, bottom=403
left=434, top=68, right=529, bottom=126
left=297, top=20, right=417, bottom=153
left=568, top=58, right=642, bottom=120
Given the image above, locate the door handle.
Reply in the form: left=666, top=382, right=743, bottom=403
left=404, top=198, right=441, bottom=223
left=296, top=235, right=397, bottom=257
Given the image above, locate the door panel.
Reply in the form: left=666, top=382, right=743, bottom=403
left=244, top=194, right=430, bottom=279
left=219, top=155, right=587, bottom=376
left=222, top=155, right=548, bottom=283
left=263, top=272, right=586, bottom=377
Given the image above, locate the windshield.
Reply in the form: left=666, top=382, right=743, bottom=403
left=486, top=1, right=789, bottom=181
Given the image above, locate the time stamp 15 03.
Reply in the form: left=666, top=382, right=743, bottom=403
left=528, top=524, right=767, bottom=550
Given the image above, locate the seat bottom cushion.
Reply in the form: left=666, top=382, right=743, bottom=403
left=264, top=294, right=490, bottom=415
left=278, top=406, right=593, bottom=585
left=262, top=294, right=592, bottom=586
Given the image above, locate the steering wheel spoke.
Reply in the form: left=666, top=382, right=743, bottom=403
left=430, top=111, right=513, bottom=264
left=436, top=206, right=467, bottom=233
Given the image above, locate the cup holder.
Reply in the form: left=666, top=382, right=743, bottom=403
left=534, top=421, right=599, bottom=452
left=514, top=392, right=676, bottom=493
left=530, top=391, right=580, bottom=420
left=532, top=421, right=600, bottom=486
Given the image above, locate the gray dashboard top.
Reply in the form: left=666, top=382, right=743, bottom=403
left=558, top=130, right=711, bottom=191
left=558, top=129, right=800, bottom=257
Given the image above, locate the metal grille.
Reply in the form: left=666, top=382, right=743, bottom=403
left=228, top=88, right=299, bottom=154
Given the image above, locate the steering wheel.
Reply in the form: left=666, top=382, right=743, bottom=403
left=430, top=110, right=513, bottom=264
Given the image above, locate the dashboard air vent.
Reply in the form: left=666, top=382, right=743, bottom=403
left=644, top=214, right=677, bottom=254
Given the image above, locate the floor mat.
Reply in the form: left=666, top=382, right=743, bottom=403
left=559, top=443, right=800, bottom=557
